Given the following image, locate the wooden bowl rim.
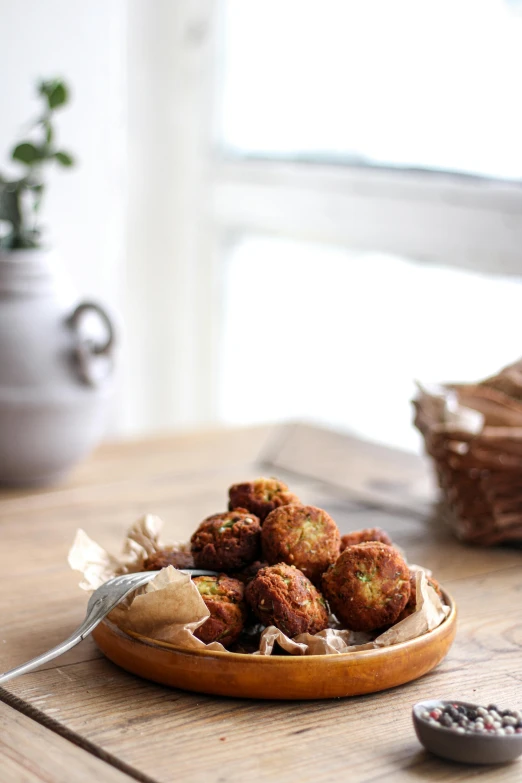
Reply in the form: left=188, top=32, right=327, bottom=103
left=103, top=588, right=456, bottom=663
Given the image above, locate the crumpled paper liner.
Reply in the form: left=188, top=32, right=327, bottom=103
left=415, top=383, right=485, bottom=435
left=256, top=569, right=448, bottom=655
left=256, top=627, right=374, bottom=656
left=416, top=362, right=522, bottom=435
left=373, top=568, right=447, bottom=646
left=69, top=517, right=227, bottom=652
left=109, top=566, right=227, bottom=653
left=69, top=517, right=450, bottom=657
left=68, top=515, right=164, bottom=591
left=68, top=515, right=191, bottom=591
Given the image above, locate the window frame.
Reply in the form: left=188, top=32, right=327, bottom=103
left=124, top=0, right=522, bottom=435
left=211, top=158, right=522, bottom=276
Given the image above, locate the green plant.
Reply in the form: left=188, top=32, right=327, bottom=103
left=0, top=79, right=75, bottom=250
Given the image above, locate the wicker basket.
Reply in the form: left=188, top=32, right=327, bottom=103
left=413, top=361, right=522, bottom=546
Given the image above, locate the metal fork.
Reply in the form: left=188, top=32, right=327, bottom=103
left=0, top=568, right=216, bottom=685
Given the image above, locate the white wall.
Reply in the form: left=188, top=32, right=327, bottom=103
left=0, top=0, right=127, bottom=316
left=0, top=1, right=220, bottom=439
left=123, top=0, right=217, bottom=436
left=0, top=0, right=128, bottom=430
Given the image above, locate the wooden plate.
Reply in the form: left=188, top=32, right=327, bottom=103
left=92, top=591, right=457, bottom=700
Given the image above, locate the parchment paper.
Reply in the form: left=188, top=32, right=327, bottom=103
left=68, top=517, right=450, bottom=656
left=255, top=569, right=448, bottom=655
left=415, top=382, right=484, bottom=434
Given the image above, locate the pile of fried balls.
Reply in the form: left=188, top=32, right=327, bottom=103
left=142, top=478, right=441, bottom=651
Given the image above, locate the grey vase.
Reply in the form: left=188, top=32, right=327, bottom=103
left=0, top=249, right=115, bottom=486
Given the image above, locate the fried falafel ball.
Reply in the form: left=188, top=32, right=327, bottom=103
left=340, top=527, right=393, bottom=552
left=143, top=548, right=195, bottom=571
left=191, top=509, right=261, bottom=571
left=231, top=560, right=270, bottom=585
left=322, top=542, right=410, bottom=632
left=228, top=478, right=300, bottom=522
left=193, top=575, right=247, bottom=648
left=396, top=570, right=443, bottom=622
left=261, top=504, right=341, bottom=585
left=245, top=563, right=329, bottom=637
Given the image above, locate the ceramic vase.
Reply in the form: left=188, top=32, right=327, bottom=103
left=0, top=249, right=116, bottom=485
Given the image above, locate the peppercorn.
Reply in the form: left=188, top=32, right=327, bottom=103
left=420, top=703, right=522, bottom=736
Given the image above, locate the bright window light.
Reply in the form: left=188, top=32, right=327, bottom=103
left=221, top=0, right=522, bottom=179
left=218, top=236, right=522, bottom=451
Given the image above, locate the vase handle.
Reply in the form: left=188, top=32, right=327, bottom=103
left=65, top=301, right=116, bottom=387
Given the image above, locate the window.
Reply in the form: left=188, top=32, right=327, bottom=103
left=220, top=0, right=522, bottom=180
left=125, top=1, right=522, bottom=450
left=219, top=236, right=522, bottom=451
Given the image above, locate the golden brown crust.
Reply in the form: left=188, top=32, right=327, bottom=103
left=143, top=549, right=195, bottom=571
left=245, top=562, right=329, bottom=637
left=340, top=527, right=393, bottom=552
left=228, top=478, right=300, bottom=522
left=322, top=542, right=410, bottom=632
left=191, top=510, right=261, bottom=571
left=261, top=504, right=341, bottom=585
left=193, top=575, right=247, bottom=648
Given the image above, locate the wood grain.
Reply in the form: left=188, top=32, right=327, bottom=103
left=0, top=424, right=276, bottom=502
left=4, top=659, right=521, bottom=783
left=1, top=423, right=521, bottom=782
left=0, top=700, right=135, bottom=783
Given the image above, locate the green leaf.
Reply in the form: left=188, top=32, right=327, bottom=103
left=49, top=82, right=67, bottom=108
left=54, top=151, right=74, bottom=167
left=12, top=143, right=40, bottom=164
left=40, top=80, right=68, bottom=109
left=45, top=122, right=53, bottom=145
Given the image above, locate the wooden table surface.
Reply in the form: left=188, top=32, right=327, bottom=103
left=1, top=422, right=521, bottom=782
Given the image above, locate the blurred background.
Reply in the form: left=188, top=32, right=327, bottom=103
left=2, top=0, right=522, bottom=453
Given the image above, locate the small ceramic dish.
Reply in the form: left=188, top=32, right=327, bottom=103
left=413, top=699, right=522, bottom=765
left=91, top=591, right=456, bottom=700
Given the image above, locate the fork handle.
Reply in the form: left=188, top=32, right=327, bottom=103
left=0, top=605, right=107, bottom=685
left=0, top=569, right=216, bottom=686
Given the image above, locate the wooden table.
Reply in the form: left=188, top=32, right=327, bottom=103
left=1, top=422, right=521, bottom=782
